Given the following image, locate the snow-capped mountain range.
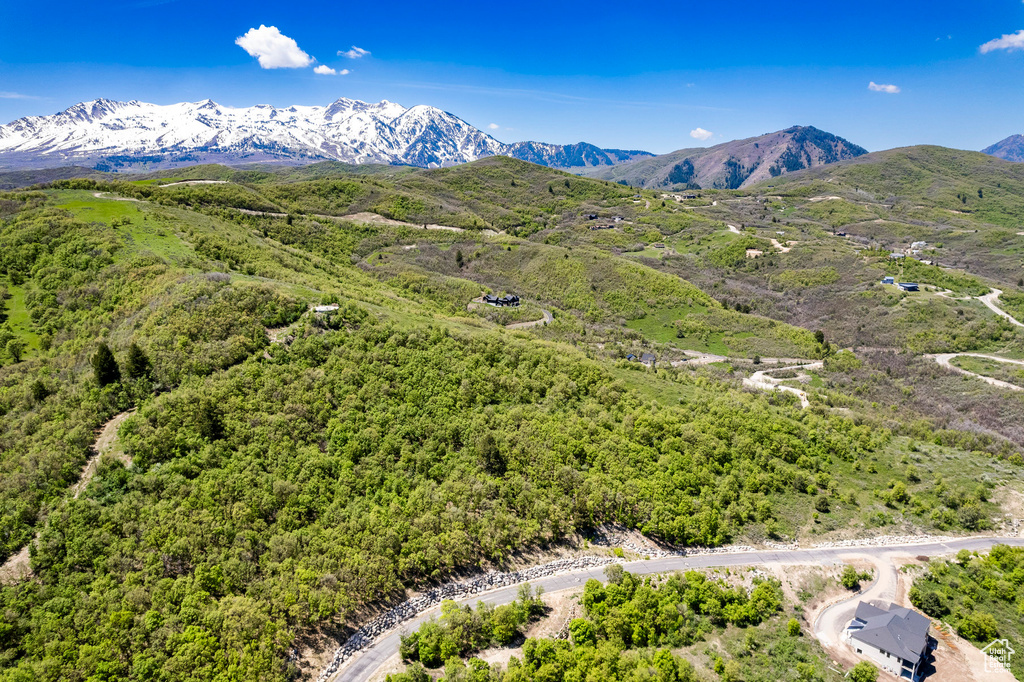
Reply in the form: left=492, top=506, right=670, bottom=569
left=0, top=98, right=652, bottom=171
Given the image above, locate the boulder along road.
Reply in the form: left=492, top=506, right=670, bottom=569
left=323, top=535, right=1024, bottom=682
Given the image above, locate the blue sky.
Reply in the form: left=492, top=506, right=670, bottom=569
left=1, top=0, right=1023, bottom=154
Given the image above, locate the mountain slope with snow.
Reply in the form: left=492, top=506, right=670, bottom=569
left=0, top=98, right=653, bottom=171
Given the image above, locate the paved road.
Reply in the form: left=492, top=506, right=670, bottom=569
left=327, top=536, right=1024, bottom=682
left=928, top=353, right=1024, bottom=392
left=813, top=555, right=897, bottom=662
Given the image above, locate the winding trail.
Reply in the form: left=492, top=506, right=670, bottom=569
left=156, top=180, right=228, bottom=188
left=0, top=410, right=133, bottom=584
left=927, top=353, right=1024, bottom=392
left=325, top=536, right=1024, bottom=682
left=91, top=191, right=139, bottom=202
left=506, top=309, right=553, bottom=330
left=979, top=289, right=1024, bottom=328
left=234, top=209, right=501, bottom=237
left=726, top=225, right=794, bottom=253
left=742, top=362, right=823, bottom=408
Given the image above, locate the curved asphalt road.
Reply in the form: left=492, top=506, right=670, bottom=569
left=328, top=536, right=1024, bottom=682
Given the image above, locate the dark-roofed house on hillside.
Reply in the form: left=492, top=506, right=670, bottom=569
left=640, top=352, right=656, bottom=367
left=897, top=282, right=919, bottom=292
left=844, top=602, right=936, bottom=681
left=483, top=294, right=520, bottom=307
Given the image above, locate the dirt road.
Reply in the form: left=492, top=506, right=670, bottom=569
left=928, top=353, right=1024, bottom=392
left=92, top=192, right=139, bottom=202
left=812, top=555, right=896, bottom=665
left=157, top=180, right=228, bottom=188
left=742, top=362, right=823, bottom=408
left=0, top=410, right=133, bottom=583
left=506, top=309, right=553, bottom=330
left=979, top=289, right=1024, bottom=328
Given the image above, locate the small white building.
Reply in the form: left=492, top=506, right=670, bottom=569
left=844, top=602, right=936, bottom=681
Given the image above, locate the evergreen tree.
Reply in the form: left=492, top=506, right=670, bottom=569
left=92, top=342, right=121, bottom=386
left=123, top=342, right=151, bottom=380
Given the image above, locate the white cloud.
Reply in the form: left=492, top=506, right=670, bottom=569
left=339, top=46, right=370, bottom=59
left=487, top=123, right=500, bottom=130
left=979, top=29, right=1024, bottom=53
left=868, top=81, right=901, bottom=94
left=690, top=127, right=713, bottom=141
left=0, top=91, right=37, bottom=100
left=313, top=65, right=349, bottom=76
left=236, top=25, right=314, bottom=69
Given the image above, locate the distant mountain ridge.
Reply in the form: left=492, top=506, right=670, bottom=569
left=982, top=134, right=1024, bottom=163
left=583, top=126, right=868, bottom=189
left=0, top=98, right=654, bottom=171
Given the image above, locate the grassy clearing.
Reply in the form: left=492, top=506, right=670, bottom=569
left=52, top=191, right=195, bottom=264
left=3, top=283, right=41, bottom=352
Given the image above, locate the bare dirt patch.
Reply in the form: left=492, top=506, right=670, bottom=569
left=72, top=410, right=134, bottom=499
left=0, top=546, right=31, bottom=585
left=475, top=587, right=582, bottom=672
left=993, top=485, right=1024, bottom=534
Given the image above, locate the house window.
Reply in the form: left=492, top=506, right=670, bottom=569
left=856, top=648, right=862, bottom=654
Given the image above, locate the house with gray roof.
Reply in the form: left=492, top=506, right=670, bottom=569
left=844, top=602, right=936, bottom=681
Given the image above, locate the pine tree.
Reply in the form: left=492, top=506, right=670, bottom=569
left=92, top=342, right=121, bottom=386
left=124, top=342, right=151, bottom=380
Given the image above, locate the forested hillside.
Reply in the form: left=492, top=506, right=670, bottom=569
left=0, top=152, right=1022, bottom=681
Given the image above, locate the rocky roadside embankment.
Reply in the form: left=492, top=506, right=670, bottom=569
left=315, top=555, right=612, bottom=681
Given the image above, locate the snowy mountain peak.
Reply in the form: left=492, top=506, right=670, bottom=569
left=0, top=97, right=653, bottom=171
